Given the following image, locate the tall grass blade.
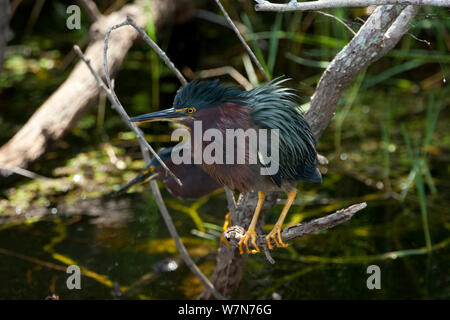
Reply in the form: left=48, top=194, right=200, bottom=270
left=413, top=142, right=432, bottom=252
left=241, top=13, right=271, bottom=79
left=144, top=0, right=160, bottom=107
left=268, top=13, right=283, bottom=75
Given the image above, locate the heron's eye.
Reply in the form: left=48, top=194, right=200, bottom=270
left=186, top=107, right=195, bottom=114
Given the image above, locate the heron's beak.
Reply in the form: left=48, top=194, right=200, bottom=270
left=142, top=172, right=160, bottom=183
left=130, top=108, right=186, bottom=123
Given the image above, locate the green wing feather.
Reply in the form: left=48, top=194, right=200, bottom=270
left=241, top=77, right=320, bottom=184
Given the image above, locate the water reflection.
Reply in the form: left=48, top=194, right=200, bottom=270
left=0, top=182, right=449, bottom=299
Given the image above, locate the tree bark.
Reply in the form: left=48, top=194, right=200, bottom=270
left=198, top=192, right=279, bottom=299
left=0, top=0, right=192, bottom=178
left=305, top=4, right=416, bottom=139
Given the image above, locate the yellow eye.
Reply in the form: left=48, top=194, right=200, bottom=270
left=186, top=107, right=195, bottom=114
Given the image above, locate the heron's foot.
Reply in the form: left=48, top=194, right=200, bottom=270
left=238, top=228, right=260, bottom=254
left=220, top=212, right=232, bottom=248
left=266, top=225, right=288, bottom=250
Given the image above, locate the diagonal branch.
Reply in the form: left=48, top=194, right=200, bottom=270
left=214, top=0, right=270, bottom=82
left=255, top=0, right=450, bottom=12
left=102, top=17, right=183, bottom=186
left=122, top=16, right=188, bottom=85
left=77, top=0, right=102, bottom=22
left=0, top=163, right=51, bottom=181
left=316, top=11, right=356, bottom=36
left=185, top=65, right=253, bottom=90
left=74, top=40, right=224, bottom=300
left=99, top=17, right=225, bottom=299
left=305, top=4, right=420, bottom=139
left=224, top=202, right=367, bottom=252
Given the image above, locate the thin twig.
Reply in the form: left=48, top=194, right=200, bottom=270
left=74, top=44, right=177, bottom=186
left=255, top=0, right=450, bottom=12
left=316, top=10, right=356, bottom=36
left=150, top=181, right=225, bottom=300
left=186, top=66, right=254, bottom=90
left=224, top=202, right=367, bottom=252
left=195, top=9, right=247, bottom=34
left=100, top=16, right=226, bottom=298
left=74, top=45, right=225, bottom=300
left=124, top=16, right=188, bottom=85
left=76, top=0, right=101, bottom=22
left=102, top=19, right=183, bottom=186
left=214, top=0, right=270, bottom=82
left=0, top=163, right=51, bottom=181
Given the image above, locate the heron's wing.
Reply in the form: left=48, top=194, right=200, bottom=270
left=111, top=166, right=154, bottom=196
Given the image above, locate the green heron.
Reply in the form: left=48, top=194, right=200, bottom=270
left=131, top=78, right=322, bottom=254
left=114, top=146, right=222, bottom=199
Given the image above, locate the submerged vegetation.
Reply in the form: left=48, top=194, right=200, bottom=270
left=0, top=1, right=449, bottom=299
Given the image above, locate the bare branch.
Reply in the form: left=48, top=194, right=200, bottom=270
left=77, top=0, right=102, bottom=22
left=305, top=5, right=420, bottom=138
left=123, top=16, right=188, bottom=85
left=100, top=15, right=225, bottom=299
left=381, top=5, right=421, bottom=55
left=0, top=163, right=51, bottom=181
left=149, top=179, right=226, bottom=300
left=224, top=203, right=367, bottom=252
left=316, top=10, right=356, bottom=36
left=187, top=66, right=254, bottom=91
left=214, top=0, right=270, bottom=82
left=195, top=9, right=247, bottom=34
left=74, top=45, right=225, bottom=301
left=255, top=0, right=449, bottom=12
left=102, top=18, right=183, bottom=186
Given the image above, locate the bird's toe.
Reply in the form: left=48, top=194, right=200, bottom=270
left=266, top=228, right=288, bottom=250
left=238, top=229, right=260, bottom=254
left=220, top=212, right=233, bottom=248
left=220, top=233, right=232, bottom=248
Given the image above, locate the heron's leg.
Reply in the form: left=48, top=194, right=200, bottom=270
left=220, top=212, right=232, bottom=248
left=266, top=189, right=297, bottom=249
left=239, top=191, right=265, bottom=254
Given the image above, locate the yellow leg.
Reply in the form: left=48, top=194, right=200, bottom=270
left=266, top=190, right=297, bottom=250
left=239, top=191, right=265, bottom=254
left=220, top=212, right=232, bottom=248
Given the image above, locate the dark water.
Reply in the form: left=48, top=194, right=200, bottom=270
left=1, top=174, right=449, bottom=300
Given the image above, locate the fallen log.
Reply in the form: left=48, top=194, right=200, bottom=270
left=0, top=0, right=192, bottom=179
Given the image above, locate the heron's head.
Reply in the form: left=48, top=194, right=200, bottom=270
left=130, top=80, right=243, bottom=126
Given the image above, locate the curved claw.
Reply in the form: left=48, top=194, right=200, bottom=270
left=238, top=229, right=260, bottom=254
left=220, top=233, right=232, bottom=248
left=266, top=227, right=288, bottom=250
left=220, top=212, right=232, bottom=248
